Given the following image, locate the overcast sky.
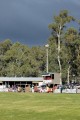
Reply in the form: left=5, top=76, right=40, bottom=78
left=0, top=0, right=80, bottom=46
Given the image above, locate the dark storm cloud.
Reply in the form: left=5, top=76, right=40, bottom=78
left=0, top=0, right=80, bottom=46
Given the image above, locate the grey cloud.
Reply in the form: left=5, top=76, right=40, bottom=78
left=0, top=0, right=80, bottom=46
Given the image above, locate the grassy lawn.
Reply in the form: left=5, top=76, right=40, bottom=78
left=0, top=93, right=80, bottom=120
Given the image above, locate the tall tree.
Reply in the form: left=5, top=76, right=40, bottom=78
left=0, top=39, right=12, bottom=76
left=48, top=10, right=74, bottom=84
left=65, top=27, right=80, bottom=83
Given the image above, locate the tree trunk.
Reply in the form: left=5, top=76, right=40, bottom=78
left=67, top=65, right=70, bottom=84
left=57, top=33, right=62, bottom=85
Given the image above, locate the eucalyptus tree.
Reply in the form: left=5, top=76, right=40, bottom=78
left=1, top=40, right=46, bottom=77
left=0, top=39, right=12, bottom=76
left=76, top=21, right=80, bottom=79
left=48, top=10, right=74, bottom=84
left=64, top=27, right=79, bottom=83
left=4, top=42, right=31, bottom=77
left=48, top=35, right=69, bottom=83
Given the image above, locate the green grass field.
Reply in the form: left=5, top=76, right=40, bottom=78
left=0, top=93, right=80, bottom=120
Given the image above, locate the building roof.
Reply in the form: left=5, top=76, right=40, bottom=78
left=0, top=77, right=43, bottom=82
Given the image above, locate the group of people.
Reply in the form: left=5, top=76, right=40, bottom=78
left=7, top=84, right=56, bottom=93
left=31, top=85, right=57, bottom=93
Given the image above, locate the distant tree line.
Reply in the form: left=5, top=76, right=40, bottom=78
left=0, top=39, right=46, bottom=77
left=0, top=10, right=80, bottom=84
